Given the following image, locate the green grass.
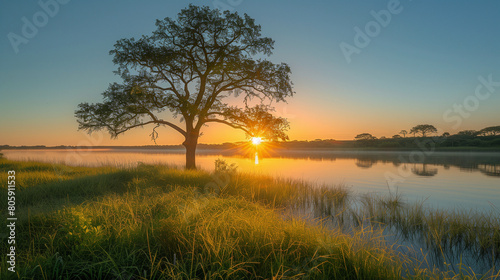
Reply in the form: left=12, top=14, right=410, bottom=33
left=209, top=168, right=499, bottom=274
left=0, top=158, right=499, bottom=279
left=356, top=193, right=500, bottom=267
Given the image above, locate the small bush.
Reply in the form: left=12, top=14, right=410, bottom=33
left=214, top=158, right=238, bottom=175
left=465, top=138, right=485, bottom=146
left=488, top=138, right=500, bottom=147
left=377, top=141, right=401, bottom=148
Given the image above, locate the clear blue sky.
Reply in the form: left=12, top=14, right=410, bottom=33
left=1, top=0, right=499, bottom=146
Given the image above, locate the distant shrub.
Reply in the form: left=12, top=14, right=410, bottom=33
left=377, top=141, right=400, bottom=148
left=214, top=158, right=238, bottom=175
left=488, top=138, right=500, bottom=147
left=465, top=139, right=485, bottom=147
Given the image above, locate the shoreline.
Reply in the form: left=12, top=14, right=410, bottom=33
left=1, top=158, right=498, bottom=279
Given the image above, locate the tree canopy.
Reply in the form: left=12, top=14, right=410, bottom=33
left=75, top=5, right=294, bottom=169
left=355, top=133, right=377, bottom=141
left=478, top=125, right=500, bottom=136
left=409, top=124, right=437, bottom=137
left=457, top=130, right=477, bottom=137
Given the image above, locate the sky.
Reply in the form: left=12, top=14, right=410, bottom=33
left=1, top=0, right=500, bottom=146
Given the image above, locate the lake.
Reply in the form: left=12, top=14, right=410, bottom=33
left=3, top=148, right=500, bottom=212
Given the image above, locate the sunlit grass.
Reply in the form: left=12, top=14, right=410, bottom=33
left=0, top=158, right=499, bottom=279
left=360, top=196, right=500, bottom=265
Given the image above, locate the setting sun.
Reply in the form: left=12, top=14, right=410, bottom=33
left=251, top=137, right=262, bottom=145
left=2, top=2, right=500, bottom=278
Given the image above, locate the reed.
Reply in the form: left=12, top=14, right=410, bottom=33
left=1, top=158, right=499, bottom=279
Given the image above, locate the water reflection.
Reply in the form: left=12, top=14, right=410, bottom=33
left=355, top=159, right=375, bottom=168
left=411, top=164, right=438, bottom=177
left=478, top=164, right=500, bottom=177
left=250, top=150, right=500, bottom=178
left=4, top=149, right=500, bottom=178
left=3, top=148, right=499, bottom=211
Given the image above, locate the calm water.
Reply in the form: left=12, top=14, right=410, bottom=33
left=3, top=148, right=500, bottom=211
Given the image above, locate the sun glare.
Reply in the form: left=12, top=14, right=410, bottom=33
left=251, top=137, right=262, bottom=145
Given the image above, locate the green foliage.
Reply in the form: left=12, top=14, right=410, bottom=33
left=1, top=158, right=498, bottom=279
left=0, top=159, right=403, bottom=279
left=378, top=141, right=401, bottom=148
left=489, top=138, right=500, bottom=146
left=358, top=195, right=500, bottom=269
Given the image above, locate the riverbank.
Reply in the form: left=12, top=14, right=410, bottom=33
left=2, top=134, right=500, bottom=152
left=0, top=158, right=498, bottom=279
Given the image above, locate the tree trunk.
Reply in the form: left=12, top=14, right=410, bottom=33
left=183, top=132, right=198, bottom=170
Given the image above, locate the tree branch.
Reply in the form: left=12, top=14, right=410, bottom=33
left=204, top=118, right=250, bottom=134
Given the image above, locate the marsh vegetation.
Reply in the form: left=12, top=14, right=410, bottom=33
left=0, top=158, right=499, bottom=279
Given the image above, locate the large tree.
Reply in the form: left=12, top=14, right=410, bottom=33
left=354, top=133, right=377, bottom=141
left=399, top=130, right=408, bottom=138
left=409, top=124, right=437, bottom=137
left=478, top=125, right=500, bottom=136
left=354, top=133, right=377, bottom=147
left=457, top=130, right=477, bottom=137
left=75, top=5, right=293, bottom=169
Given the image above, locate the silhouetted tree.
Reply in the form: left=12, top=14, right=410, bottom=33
left=412, top=164, right=438, bottom=177
left=354, top=133, right=377, bottom=147
left=409, top=128, right=417, bottom=137
left=410, top=124, right=437, bottom=137
left=75, top=5, right=294, bottom=169
left=457, top=130, right=477, bottom=137
left=355, top=159, right=375, bottom=168
left=355, top=133, right=376, bottom=141
left=478, top=164, right=500, bottom=177
left=392, top=134, right=402, bottom=139
left=478, top=125, right=500, bottom=136
left=399, top=130, right=408, bottom=138
left=442, top=132, right=450, bottom=137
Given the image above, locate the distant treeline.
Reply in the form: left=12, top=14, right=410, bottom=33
left=349, top=135, right=500, bottom=149
left=2, top=125, right=499, bottom=150
left=351, top=124, right=500, bottom=149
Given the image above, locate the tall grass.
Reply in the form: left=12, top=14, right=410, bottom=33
left=215, top=169, right=499, bottom=273
left=0, top=158, right=499, bottom=279
left=355, top=194, right=500, bottom=272
left=0, top=159, right=406, bottom=279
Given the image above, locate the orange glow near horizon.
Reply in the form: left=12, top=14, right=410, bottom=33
left=3, top=115, right=498, bottom=146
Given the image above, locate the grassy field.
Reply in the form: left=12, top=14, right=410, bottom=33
left=0, top=158, right=499, bottom=279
